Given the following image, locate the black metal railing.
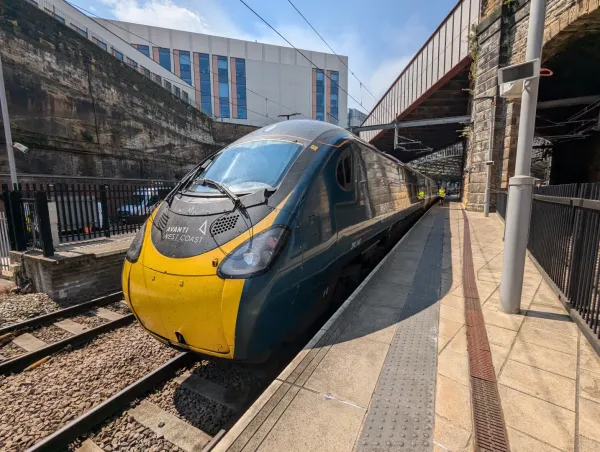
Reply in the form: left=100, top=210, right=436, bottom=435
left=1, top=180, right=176, bottom=256
left=534, top=182, right=600, bottom=199
left=528, top=194, right=600, bottom=341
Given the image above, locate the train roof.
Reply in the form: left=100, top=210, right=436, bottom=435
left=238, top=119, right=351, bottom=143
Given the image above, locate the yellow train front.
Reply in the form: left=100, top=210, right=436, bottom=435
left=123, top=120, right=436, bottom=361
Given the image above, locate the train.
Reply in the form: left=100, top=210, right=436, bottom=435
left=122, top=120, right=437, bottom=361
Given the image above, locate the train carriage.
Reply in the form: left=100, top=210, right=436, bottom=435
left=122, top=120, right=436, bottom=361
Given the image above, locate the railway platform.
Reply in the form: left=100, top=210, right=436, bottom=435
left=214, top=204, right=600, bottom=452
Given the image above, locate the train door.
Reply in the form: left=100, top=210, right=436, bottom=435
left=334, top=144, right=368, bottom=263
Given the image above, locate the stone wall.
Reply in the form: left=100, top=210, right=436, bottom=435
left=0, top=0, right=255, bottom=181
left=463, top=0, right=600, bottom=211
left=13, top=248, right=127, bottom=302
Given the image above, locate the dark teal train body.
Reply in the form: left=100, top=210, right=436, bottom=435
left=123, top=120, right=437, bottom=361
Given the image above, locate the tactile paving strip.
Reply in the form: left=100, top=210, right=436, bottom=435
left=355, top=211, right=445, bottom=452
left=462, top=211, right=510, bottom=452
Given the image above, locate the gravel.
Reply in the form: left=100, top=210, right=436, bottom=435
left=69, top=313, right=109, bottom=329
left=77, top=414, right=183, bottom=452
left=31, top=324, right=73, bottom=344
left=104, top=301, right=131, bottom=316
left=0, top=341, right=24, bottom=360
left=0, top=324, right=179, bottom=451
left=148, top=374, right=234, bottom=436
left=0, top=293, right=59, bottom=327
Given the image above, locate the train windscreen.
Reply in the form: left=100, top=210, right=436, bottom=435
left=188, top=139, right=304, bottom=194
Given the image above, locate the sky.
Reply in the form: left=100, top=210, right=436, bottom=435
left=69, top=0, right=458, bottom=113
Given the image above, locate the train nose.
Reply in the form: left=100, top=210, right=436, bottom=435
left=126, top=262, right=243, bottom=357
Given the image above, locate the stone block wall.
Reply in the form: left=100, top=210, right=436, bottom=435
left=463, top=0, right=600, bottom=211
left=0, top=0, right=255, bottom=181
left=15, top=249, right=127, bottom=302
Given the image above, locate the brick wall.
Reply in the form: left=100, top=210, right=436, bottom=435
left=463, top=0, right=600, bottom=211
left=0, top=0, right=255, bottom=181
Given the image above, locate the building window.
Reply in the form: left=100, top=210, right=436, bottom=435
left=164, top=80, right=172, bottom=91
left=134, top=44, right=150, bottom=58
left=330, top=71, right=339, bottom=125
left=141, top=67, right=151, bottom=78
left=153, top=73, right=162, bottom=85
left=174, top=86, right=181, bottom=98
left=178, top=51, right=192, bottom=86
left=70, top=24, right=87, bottom=37
left=126, top=58, right=137, bottom=69
left=218, top=56, right=230, bottom=118
left=92, top=37, right=107, bottom=52
left=112, top=48, right=124, bottom=62
left=315, top=69, right=325, bottom=121
left=198, top=54, right=212, bottom=116
left=55, top=14, right=65, bottom=24
left=235, top=59, right=247, bottom=119
left=183, top=91, right=189, bottom=103
left=154, top=47, right=171, bottom=71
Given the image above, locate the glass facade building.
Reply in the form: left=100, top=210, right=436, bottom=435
left=235, top=59, right=247, bottom=119
left=218, top=56, right=230, bottom=118
left=135, top=45, right=150, bottom=58
left=330, top=71, right=339, bottom=125
left=198, top=54, right=212, bottom=116
left=156, top=47, right=171, bottom=71
left=178, top=51, right=192, bottom=86
left=315, top=69, right=325, bottom=121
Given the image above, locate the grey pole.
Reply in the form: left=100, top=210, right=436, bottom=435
left=499, top=0, right=546, bottom=314
left=393, top=124, right=398, bottom=149
left=0, top=56, right=18, bottom=186
left=483, top=94, right=496, bottom=217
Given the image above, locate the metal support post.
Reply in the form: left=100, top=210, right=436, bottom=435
left=0, top=56, right=18, bottom=187
left=35, top=191, right=54, bottom=257
left=499, top=0, right=546, bottom=314
left=483, top=95, right=496, bottom=217
left=393, top=124, right=398, bottom=149
left=100, top=185, right=110, bottom=238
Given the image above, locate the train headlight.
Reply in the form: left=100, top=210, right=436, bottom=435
left=217, top=225, right=290, bottom=279
left=126, top=221, right=147, bottom=263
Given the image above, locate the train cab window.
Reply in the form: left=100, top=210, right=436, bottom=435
left=336, top=150, right=353, bottom=191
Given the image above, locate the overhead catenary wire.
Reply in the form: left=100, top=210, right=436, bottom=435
left=64, top=1, right=322, bottom=122
left=285, top=0, right=393, bottom=119
left=237, top=0, right=384, bottom=125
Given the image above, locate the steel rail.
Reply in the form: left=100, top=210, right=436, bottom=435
left=0, top=291, right=124, bottom=336
left=0, top=314, right=134, bottom=374
left=26, top=352, right=193, bottom=452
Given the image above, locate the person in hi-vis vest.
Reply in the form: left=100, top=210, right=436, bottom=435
left=438, top=186, right=446, bottom=206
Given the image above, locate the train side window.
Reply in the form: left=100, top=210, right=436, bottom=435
left=336, top=149, right=353, bottom=191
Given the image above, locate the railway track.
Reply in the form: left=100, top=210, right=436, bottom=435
left=22, top=346, right=283, bottom=452
left=0, top=292, right=132, bottom=374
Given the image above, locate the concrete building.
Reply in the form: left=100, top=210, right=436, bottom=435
left=347, top=108, right=368, bottom=128
left=97, top=20, right=349, bottom=128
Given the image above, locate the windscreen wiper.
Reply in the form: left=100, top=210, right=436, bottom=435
left=197, top=178, right=240, bottom=208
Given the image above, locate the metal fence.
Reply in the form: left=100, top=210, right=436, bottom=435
left=497, top=183, right=600, bottom=343
left=1, top=180, right=176, bottom=256
left=0, top=213, right=11, bottom=273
